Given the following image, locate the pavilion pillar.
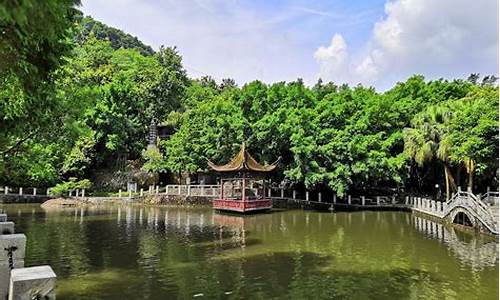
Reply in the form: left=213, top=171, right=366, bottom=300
left=242, top=176, right=246, bottom=203
left=220, top=179, right=224, bottom=200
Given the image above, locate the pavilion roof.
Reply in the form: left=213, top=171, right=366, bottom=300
left=207, top=143, right=279, bottom=173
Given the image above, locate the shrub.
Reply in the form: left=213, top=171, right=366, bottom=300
left=50, top=178, right=92, bottom=196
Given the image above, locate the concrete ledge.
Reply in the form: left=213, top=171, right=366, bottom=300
left=9, top=266, right=56, bottom=300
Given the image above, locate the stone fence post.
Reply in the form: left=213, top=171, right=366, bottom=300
left=333, top=194, right=337, bottom=204
left=376, top=196, right=380, bottom=205
left=293, top=190, right=296, bottom=200
left=33, top=188, right=37, bottom=196
left=318, top=192, right=322, bottom=203
left=361, top=196, right=365, bottom=206
left=305, top=191, right=309, bottom=202
left=348, top=195, right=351, bottom=205
left=0, top=234, right=26, bottom=299
left=9, top=266, right=56, bottom=300
left=18, top=188, right=22, bottom=196
left=281, top=188, right=284, bottom=198
left=4, top=187, right=7, bottom=195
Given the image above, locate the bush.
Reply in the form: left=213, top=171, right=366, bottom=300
left=50, top=178, right=92, bottom=196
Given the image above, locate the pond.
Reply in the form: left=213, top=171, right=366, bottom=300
left=1, top=204, right=498, bottom=299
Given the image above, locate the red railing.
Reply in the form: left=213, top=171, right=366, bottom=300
left=213, top=199, right=272, bottom=212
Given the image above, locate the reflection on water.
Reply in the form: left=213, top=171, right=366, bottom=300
left=411, top=215, right=498, bottom=270
left=1, top=205, right=498, bottom=300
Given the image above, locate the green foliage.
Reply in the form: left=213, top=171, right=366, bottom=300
left=76, top=15, right=154, bottom=56
left=51, top=178, right=92, bottom=196
left=142, top=147, right=166, bottom=173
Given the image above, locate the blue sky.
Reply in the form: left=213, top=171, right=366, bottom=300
left=81, top=0, right=498, bottom=90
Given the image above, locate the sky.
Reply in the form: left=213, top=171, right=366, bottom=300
left=81, top=0, right=499, bottom=90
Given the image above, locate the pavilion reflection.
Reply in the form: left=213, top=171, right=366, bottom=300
left=412, top=215, right=498, bottom=270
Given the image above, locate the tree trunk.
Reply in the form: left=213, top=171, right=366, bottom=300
left=443, top=165, right=457, bottom=200
left=444, top=165, right=450, bottom=200
left=467, top=160, right=475, bottom=191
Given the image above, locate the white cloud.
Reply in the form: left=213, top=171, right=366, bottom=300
left=314, top=0, right=499, bottom=89
left=314, top=34, right=348, bottom=80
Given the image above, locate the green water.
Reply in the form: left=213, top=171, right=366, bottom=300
left=1, top=204, right=498, bottom=299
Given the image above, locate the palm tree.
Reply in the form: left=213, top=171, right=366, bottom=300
left=404, top=105, right=456, bottom=199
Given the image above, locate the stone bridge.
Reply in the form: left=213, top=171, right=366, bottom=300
left=409, top=190, right=499, bottom=235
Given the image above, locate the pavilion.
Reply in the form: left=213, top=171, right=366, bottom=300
left=208, top=143, right=279, bottom=213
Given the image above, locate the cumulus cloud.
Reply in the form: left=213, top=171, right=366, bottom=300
left=315, top=0, right=499, bottom=89
left=314, top=34, right=348, bottom=80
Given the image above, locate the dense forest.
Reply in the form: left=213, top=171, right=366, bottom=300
left=1, top=1, right=498, bottom=198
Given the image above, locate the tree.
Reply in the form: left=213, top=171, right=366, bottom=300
left=404, top=104, right=456, bottom=199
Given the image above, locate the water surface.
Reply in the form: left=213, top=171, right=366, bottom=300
left=1, top=204, right=498, bottom=299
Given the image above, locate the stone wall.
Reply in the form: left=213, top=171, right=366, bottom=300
left=142, top=195, right=212, bottom=206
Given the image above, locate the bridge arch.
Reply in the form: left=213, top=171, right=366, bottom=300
left=446, top=207, right=476, bottom=228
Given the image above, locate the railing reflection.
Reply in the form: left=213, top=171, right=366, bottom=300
left=412, top=215, right=498, bottom=270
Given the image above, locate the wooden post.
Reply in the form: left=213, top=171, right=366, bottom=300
left=242, top=176, right=246, bottom=203
left=220, top=180, right=224, bottom=200
left=33, top=188, right=37, bottom=196
left=348, top=195, right=351, bottom=205
left=376, top=196, right=380, bottom=205
left=318, top=192, right=322, bottom=202
left=361, top=196, right=365, bottom=206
